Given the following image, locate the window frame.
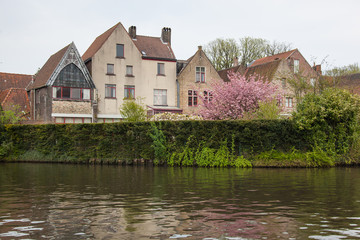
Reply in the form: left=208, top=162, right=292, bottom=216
left=154, top=89, right=167, bottom=106
left=105, top=84, right=116, bottom=99
left=203, top=91, right=213, bottom=103
left=285, top=97, right=293, bottom=108
left=52, top=86, right=91, bottom=101
left=116, top=44, right=124, bottom=58
left=196, top=67, right=206, bottom=83
left=188, top=90, right=198, bottom=107
left=124, top=85, right=135, bottom=99
left=294, top=59, right=300, bottom=73
left=126, top=65, right=134, bottom=77
left=107, top=63, right=115, bottom=75
left=157, top=63, right=165, bottom=76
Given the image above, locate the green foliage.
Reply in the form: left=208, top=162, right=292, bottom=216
left=0, top=105, right=23, bottom=124
left=254, top=100, right=281, bottom=120
left=325, top=63, right=360, bottom=77
left=119, top=98, right=146, bottom=122
left=294, top=88, right=360, bottom=155
left=149, top=123, right=167, bottom=165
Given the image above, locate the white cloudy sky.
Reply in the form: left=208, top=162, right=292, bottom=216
left=0, top=0, right=359, bottom=75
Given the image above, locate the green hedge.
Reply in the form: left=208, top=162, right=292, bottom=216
left=0, top=120, right=308, bottom=163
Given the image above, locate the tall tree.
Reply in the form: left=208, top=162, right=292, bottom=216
left=325, top=63, right=360, bottom=77
left=204, top=38, right=240, bottom=71
left=239, top=37, right=268, bottom=66
left=199, top=72, right=279, bottom=120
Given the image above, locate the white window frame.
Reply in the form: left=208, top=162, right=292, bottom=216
left=294, top=59, right=299, bottom=73
left=154, top=89, right=167, bottom=106
left=285, top=97, right=293, bottom=108
left=195, top=67, right=206, bottom=83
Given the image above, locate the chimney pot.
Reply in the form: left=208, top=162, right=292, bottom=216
left=161, top=27, right=171, bottom=45
left=129, top=26, right=136, bottom=39
left=198, top=46, right=202, bottom=51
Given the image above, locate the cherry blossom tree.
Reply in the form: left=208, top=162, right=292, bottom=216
left=199, top=72, right=279, bottom=120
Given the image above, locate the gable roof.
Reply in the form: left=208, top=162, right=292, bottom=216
left=82, top=22, right=176, bottom=62
left=133, top=35, right=175, bottom=60
left=28, top=44, right=70, bottom=90
left=82, top=22, right=121, bottom=61
left=0, top=88, right=30, bottom=116
left=0, top=72, right=33, bottom=90
left=250, top=49, right=297, bottom=67
left=28, top=42, right=95, bottom=90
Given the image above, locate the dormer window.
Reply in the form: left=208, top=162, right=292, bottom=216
left=294, top=59, right=299, bottom=73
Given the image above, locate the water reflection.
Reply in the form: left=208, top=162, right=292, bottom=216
left=0, top=164, right=360, bottom=239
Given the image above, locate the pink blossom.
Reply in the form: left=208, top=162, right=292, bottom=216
left=199, top=71, right=279, bottom=120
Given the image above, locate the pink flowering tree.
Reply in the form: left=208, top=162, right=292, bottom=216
left=199, top=71, right=279, bottom=120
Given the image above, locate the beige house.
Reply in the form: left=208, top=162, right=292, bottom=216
left=82, top=23, right=180, bottom=122
left=219, top=49, right=320, bottom=115
left=177, top=46, right=222, bottom=115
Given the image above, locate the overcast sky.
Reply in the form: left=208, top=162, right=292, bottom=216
left=0, top=0, right=359, bottom=75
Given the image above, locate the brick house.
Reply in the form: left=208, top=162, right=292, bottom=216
left=82, top=22, right=180, bottom=122
left=27, top=42, right=96, bottom=123
left=219, top=49, right=320, bottom=115
left=177, top=46, right=223, bottom=115
left=0, top=72, right=32, bottom=120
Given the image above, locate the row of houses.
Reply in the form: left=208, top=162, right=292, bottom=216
left=0, top=22, right=354, bottom=123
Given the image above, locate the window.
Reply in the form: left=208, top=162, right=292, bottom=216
left=310, top=78, right=316, bottom=87
left=154, top=89, right=167, bottom=105
left=124, top=85, right=135, bottom=99
left=188, top=90, right=198, bottom=107
left=107, top=64, right=114, bottom=75
left=157, top=63, right=165, bottom=75
left=204, top=91, right=213, bottom=102
left=105, top=84, right=116, bottom=98
left=196, top=67, right=205, bottom=83
left=126, top=65, right=133, bottom=76
left=116, top=44, right=124, bottom=58
left=294, top=59, right=299, bottom=73
left=52, top=87, right=91, bottom=100
left=285, top=97, right=293, bottom=108
left=281, top=78, right=286, bottom=88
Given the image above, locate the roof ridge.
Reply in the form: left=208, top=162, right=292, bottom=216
left=0, top=72, right=33, bottom=77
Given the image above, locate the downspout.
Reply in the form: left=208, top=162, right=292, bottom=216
left=176, top=79, right=180, bottom=108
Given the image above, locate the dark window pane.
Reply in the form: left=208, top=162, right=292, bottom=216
left=62, top=88, right=70, bottom=98
left=116, top=44, right=124, bottom=57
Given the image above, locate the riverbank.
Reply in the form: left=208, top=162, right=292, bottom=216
left=0, top=120, right=358, bottom=168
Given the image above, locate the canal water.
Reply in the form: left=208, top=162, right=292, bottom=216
left=1, top=163, right=360, bottom=239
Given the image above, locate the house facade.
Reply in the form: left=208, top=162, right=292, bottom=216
left=82, top=23, right=180, bottom=122
left=219, top=49, right=320, bottom=115
left=177, top=46, right=223, bottom=115
left=27, top=42, right=96, bottom=123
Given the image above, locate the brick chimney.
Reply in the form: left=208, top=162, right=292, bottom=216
left=313, top=64, right=322, bottom=75
left=129, top=26, right=136, bottom=39
left=161, top=27, right=171, bottom=45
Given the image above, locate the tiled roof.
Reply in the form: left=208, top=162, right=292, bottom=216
left=250, top=49, right=297, bottom=67
left=218, top=65, right=246, bottom=82
left=0, top=72, right=33, bottom=91
left=82, top=23, right=121, bottom=61
left=28, top=44, right=70, bottom=90
left=337, top=73, right=360, bottom=95
left=134, top=35, right=175, bottom=60
left=245, top=60, right=282, bottom=81
left=0, top=88, right=30, bottom=116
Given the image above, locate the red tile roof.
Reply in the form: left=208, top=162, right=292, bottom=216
left=28, top=44, right=70, bottom=90
left=82, top=23, right=121, bottom=61
left=245, top=60, right=282, bottom=81
left=218, top=65, right=246, bottom=82
left=0, top=88, right=30, bottom=117
left=0, top=72, right=33, bottom=90
left=133, top=35, right=175, bottom=60
left=250, top=49, right=297, bottom=67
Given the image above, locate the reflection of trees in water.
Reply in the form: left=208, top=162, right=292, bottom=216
left=1, top=164, right=360, bottom=239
